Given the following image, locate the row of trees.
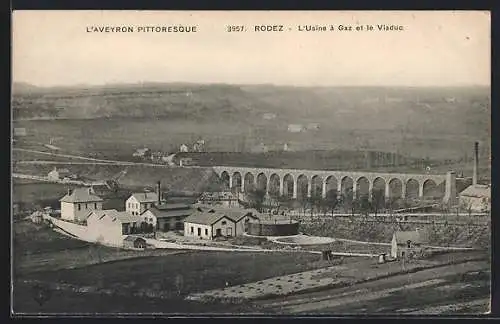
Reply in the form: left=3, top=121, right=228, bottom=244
left=243, top=186, right=415, bottom=216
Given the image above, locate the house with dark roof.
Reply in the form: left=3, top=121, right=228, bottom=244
left=126, top=192, right=161, bottom=216
left=59, top=187, right=104, bottom=222
left=205, top=207, right=260, bottom=236
left=141, top=203, right=193, bottom=232
left=183, top=210, right=236, bottom=240
left=183, top=207, right=260, bottom=239
left=390, top=230, right=425, bottom=260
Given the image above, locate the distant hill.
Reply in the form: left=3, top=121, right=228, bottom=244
left=11, top=82, right=490, bottom=141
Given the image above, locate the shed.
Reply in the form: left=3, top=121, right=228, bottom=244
left=390, top=230, right=424, bottom=260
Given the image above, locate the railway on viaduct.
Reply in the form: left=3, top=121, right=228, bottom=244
left=212, top=166, right=457, bottom=204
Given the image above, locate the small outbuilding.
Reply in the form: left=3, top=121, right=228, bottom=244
left=459, top=184, right=491, bottom=213
left=123, top=236, right=147, bottom=249
left=390, top=230, right=425, bottom=260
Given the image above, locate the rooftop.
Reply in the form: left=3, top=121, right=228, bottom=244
left=184, top=210, right=232, bottom=226
left=60, top=188, right=103, bottom=203
left=393, top=231, right=424, bottom=245
left=154, top=203, right=191, bottom=211
left=89, top=209, right=142, bottom=224
left=130, top=192, right=160, bottom=203
left=460, top=184, right=491, bottom=199
left=144, top=205, right=193, bottom=219
left=123, top=235, right=146, bottom=242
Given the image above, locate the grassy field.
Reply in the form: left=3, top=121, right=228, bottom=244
left=13, top=219, right=324, bottom=314
left=22, top=251, right=323, bottom=294
left=301, top=216, right=491, bottom=249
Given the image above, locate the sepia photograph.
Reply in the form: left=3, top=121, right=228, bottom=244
left=11, top=10, right=491, bottom=315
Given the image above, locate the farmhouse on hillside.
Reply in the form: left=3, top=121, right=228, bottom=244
left=179, top=144, right=189, bottom=152
left=48, top=167, right=71, bottom=181
left=390, top=230, right=425, bottom=260
left=126, top=192, right=161, bottom=216
left=86, top=209, right=143, bottom=246
left=141, top=203, right=193, bottom=232
left=459, top=184, right=491, bottom=213
left=132, top=147, right=151, bottom=158
left=59, top=187, right=103, bottom=222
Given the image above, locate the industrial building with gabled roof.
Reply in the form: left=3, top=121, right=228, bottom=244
left=86, top=209, right=143, bottom=246
left=141, top=202, right=193, bottom=232
left=183, top=209, right=236, bottom=240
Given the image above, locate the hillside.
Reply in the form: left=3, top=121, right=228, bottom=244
left=12, top=83, right=490, bottom=139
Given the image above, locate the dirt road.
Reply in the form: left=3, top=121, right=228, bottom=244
left=255, top=260, right=490, bottom=314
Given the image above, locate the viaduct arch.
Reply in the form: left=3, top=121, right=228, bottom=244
left=213, top=166, right=456, bottom=204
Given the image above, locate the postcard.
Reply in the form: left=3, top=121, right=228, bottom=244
left=11, top=10, right=491, bottom=316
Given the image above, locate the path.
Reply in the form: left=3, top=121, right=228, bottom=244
left=256, top=260, right=489, bottom=314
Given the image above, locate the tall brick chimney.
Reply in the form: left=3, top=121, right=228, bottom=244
left=473, top=141, right=479, bottom=186
left=157, top=181, right=161, bottom=205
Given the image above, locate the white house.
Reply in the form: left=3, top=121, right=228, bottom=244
left=288, top=124, right=304, bottom=133
left=459, top=184, right=491, bottom=212
left=14, top=128, right=27, bottom=137
left=183, top=210, right=236, bottom=240
left=86, top=209, right=142, bottom=246
left=126, top=192, right=160, bottom=216
left=48, top=167, right=71, bottom=181
left=390, top=230, right=424, bottom=260
left=179, top=144, right=189, bottom=152
left=59, top=188, right=104, bottom=222
left=263, top=113, right=277, bottom=120
left=132, top=147, right=151, bottom=158
left=141, top=203, right=193, bottom=232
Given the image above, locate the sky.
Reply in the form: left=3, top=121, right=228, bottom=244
left=12, top=11, right=490, bottom=87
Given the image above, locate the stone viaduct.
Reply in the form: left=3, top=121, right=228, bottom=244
left=212, top=166, right=457, bottom=204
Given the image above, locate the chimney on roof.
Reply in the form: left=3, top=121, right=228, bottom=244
left=473, top=141, right=479, bottom=186
left=157, top=181, right=161, bottom=206
left=67, top=188, right=72, bottom=195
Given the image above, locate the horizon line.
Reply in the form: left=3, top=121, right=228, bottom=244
left=13, top=80, right=491, bottom=89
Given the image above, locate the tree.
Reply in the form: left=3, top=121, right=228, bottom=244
left=340, top=189, right=355, bottom=216
left=371, top=189, right=385, bottom=216
left=357, top=195, right=371, bottom=216
left=247, top=188, right=266, bottom=212
left=324, top=189, right=338, bottom=217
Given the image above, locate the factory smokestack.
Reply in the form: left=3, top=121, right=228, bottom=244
left=473, top=141, right=479, bottom=186
left=157, top=180, right=161, bottom=205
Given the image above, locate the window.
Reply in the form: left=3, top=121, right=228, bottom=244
left=407, top=240, right=412, bottom=249
left=191, top=226, right=194, bottom=234
left=197, top=227, right=201, bottom=236
left=85, top=204, right=88, bottom=209
left=221, top=220, right=227, bottom=225
left=205, top=229, right=208, bottom=235
left=94, top=203, right=97, bottom=209
left=77, top=204, right=81, bottom=211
